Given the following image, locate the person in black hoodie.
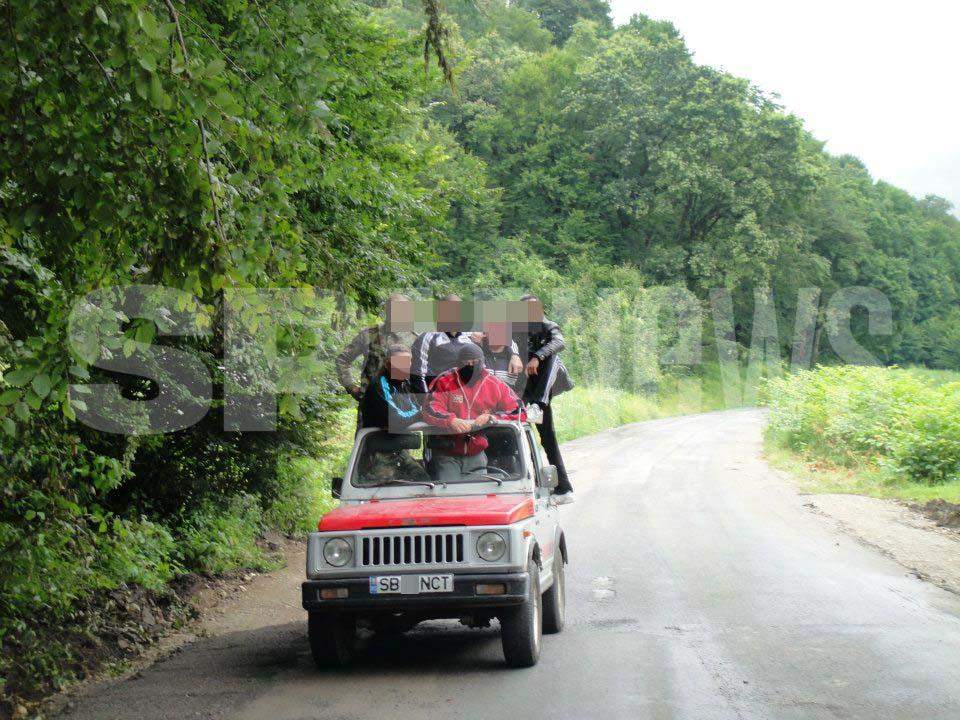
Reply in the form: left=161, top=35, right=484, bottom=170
left=357, top=345, right=428, bottom=485
left=515, top=294, right=574, bottom=501
left=360, top=344, right=421, bottom=430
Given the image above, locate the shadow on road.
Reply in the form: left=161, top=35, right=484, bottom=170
left=61, top=620, right=511, bottom=719
left=243, top=620, right=509, bottom=678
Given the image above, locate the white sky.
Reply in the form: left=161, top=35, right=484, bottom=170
left=608, top=1, right=960, bottom=213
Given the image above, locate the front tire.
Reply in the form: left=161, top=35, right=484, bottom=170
left=500, top=562, right=542, bottom=667
left=308, top=612, right=356, bottom=668
left=542, top=551, right=565, bottom=634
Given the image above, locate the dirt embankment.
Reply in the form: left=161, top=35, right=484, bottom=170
left=7, top=537, right=297, bottom=720
left=913, top=499, right=960, bottom=530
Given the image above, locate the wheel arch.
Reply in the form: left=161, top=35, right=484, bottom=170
left=527, top=540, right=542, bottom=570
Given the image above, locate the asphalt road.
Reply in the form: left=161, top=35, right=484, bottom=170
left=60, top=410, right=960, bottom=720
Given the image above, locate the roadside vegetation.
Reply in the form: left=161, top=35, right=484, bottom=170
left=764, top=366, right=960, bottom=503
left=3, top=0, right=960, bottom=712
left=553, top=365, right=737, bottom=443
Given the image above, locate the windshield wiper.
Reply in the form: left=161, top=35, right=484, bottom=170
left=461, top=474, right=504, bottom=485
left=376, top=478, right=445, bottom=490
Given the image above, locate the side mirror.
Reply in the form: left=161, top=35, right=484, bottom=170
left=537, top=465, right=558, bottom=490
left=331, top=476, right=344, bottom=499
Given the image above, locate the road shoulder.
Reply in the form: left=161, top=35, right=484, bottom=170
left=772, top=476, right=960, bottom=597
left=43, top=540, right=305, bottom=719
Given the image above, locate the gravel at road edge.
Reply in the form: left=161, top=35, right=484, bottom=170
left=793, top=492, right=960, bottom=597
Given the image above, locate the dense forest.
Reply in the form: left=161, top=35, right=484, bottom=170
left=2, top=0, right=959, bottom=707
left=410, top=0, right=960, bottom=371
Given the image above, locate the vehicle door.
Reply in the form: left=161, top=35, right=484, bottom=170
left=525, top=426, right=559, bottom=569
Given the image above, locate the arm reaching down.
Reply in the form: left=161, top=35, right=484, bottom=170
left=336, top=328, right=370, bottom=397
left=410, top=332, right=434, bottom=394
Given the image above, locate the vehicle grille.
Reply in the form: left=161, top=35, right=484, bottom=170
left=360, top=532, right=465, bottom=567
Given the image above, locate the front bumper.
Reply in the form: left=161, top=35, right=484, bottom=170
left=302, top=572, right=528, bottom=612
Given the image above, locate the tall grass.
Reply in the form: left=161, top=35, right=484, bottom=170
left=903, top=366, right=960, bottom=387
left=553, top=367, right=733, bottom=443
left=764, top=366, right=960, bottom=501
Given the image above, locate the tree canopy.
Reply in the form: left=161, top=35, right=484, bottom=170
left=417, top=5, right=960, bottom=368
left=515, top=0, right=613, bottom=43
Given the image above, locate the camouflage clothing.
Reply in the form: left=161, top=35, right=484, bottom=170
left=336, top=325, right=416, bottom=397
left=357, top=450, right=430, bottom=486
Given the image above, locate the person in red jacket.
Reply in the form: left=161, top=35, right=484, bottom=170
left=424, top=342, right=523, bottom=482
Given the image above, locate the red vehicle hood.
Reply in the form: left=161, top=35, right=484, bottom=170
left=318, top=495, right=534, bottom=531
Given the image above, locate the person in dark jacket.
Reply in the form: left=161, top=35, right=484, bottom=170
left=410, top=294, right=475, bottom=394
left=359, top=345, right=420, bottom=431
left=357, top=345, right=427, bottom=485
left=515, top=294, right=574, bottom=500
left=337, top=293, right=415, bottom=430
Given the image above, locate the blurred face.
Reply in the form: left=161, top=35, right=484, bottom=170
left=436, top=300, right=462, bottom=333
left=389, top=351, right=412, bottom=380
left=484, top=321, right=510, bottom=349
left=525, top=298, right=544, bottom=323
left=386, top=299, right=413, bottom=333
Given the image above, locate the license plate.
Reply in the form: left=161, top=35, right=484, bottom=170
left=369, top=574, right=454, bottom=595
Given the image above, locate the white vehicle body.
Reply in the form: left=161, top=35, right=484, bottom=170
left=302, top=420, right=568, bottom=667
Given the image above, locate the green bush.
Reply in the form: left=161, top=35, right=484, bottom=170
left=0, top=509, right=178, bottom=700
left=265, top=457, right=334, bottom=535
left=889, top=390, right=960, bottom=485
left=176, top=495, right=276, bottom=576
left=765, top=366, right=921, bottom=457
left=764, top=366, right=960, bottom=486
left=0, top=0, right=454, bottom=703
left=263, top=406, right=354, bottom=535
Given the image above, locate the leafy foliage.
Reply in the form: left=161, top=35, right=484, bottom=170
left=765, top=366, right=960, bottom=486
left=421, top=7, right=960, bottom=365
left=0, top=0, right=457, bottom=702
left=176, top=494, right=275, bottom=576
left=515, top=0, right=612, bottom=43
left=3, top=0, right=960, bottom=707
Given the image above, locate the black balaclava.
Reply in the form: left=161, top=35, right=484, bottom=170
left=456, top=342, right=485, bottom=385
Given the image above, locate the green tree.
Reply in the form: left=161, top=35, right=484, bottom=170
left=0, top=0, right=462, bottom=700
left=515, top=0, right=613, bottom=43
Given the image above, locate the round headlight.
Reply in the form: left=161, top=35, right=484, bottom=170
left=477, top=532, right=506, bottom=562
left=322, top=538, right=353, bottom=567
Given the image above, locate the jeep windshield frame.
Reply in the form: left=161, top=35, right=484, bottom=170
left=348, top=422, right=529, bottom=490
